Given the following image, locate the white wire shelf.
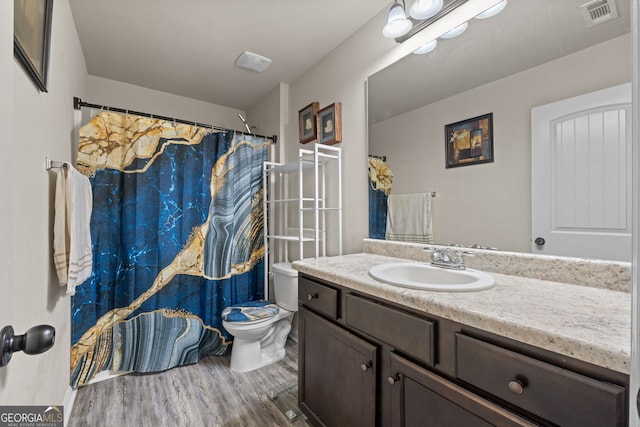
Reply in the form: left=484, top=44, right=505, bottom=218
left=266, top=197, right=317, bottom=204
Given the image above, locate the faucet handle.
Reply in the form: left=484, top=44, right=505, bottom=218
left=453, top=250, right=473, bottom=265
left=430, top=248, right=443, bottom=262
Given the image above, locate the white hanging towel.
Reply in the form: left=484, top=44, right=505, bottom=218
left=385, top=192, right=434, bottom=244
left=53, top=164, right=93, bottom=296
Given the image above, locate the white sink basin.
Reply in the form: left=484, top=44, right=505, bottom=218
left=368, top=262, right=495, bottom=292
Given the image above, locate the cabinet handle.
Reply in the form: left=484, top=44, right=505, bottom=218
left=361, top=362, right=371, bottom=372
left=508, top=379, right=525, bottom=395
left=387, top=375, right=399, bottom=386
left=307, top=293, right=318, bottom=301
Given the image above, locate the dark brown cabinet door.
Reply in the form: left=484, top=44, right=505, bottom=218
left=299, top=307, right=377, bottom=427
left=388, top=353, right=535, bottom=427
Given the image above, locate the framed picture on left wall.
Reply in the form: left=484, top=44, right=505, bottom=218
left=318, top=102, right=342, bottom=145
left=14, top=0, right=54, bottom=92
left=298, top=102, right=319, bottom=144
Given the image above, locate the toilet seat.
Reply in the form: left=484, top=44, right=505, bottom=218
left=221, top=300, right=279, bottom=323
left=222, top=308, right=292, bottom=330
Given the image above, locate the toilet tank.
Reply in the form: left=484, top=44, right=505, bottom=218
left=272, top=262, right=298, bottom=311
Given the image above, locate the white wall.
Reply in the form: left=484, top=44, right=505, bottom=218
left=0, top=0, right=87, bottom=409
left=87, top=75, right=244, bottom=130
left=370, top=34, right=631, bottom=252
left=246, top=82, right=282, bottom=143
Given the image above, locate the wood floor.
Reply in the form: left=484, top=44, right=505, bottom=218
left=69, top=339, right=309, bottom=427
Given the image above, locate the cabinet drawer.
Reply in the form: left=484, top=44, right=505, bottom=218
left=389, top=352, right=535, bottom=427
left=299, top=277, right=338, bottom=320
left=345, top=294, right=435, bottom=366
left=455, top=334, right=626, bottom=427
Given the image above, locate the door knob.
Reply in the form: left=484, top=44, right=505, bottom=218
left=360, top=362, right=371, bottom=372
left=1, top=325, right=56, bottom=367
left=387, top=375, right=399, bottom=385
left=307, top=293, right=318, bottom=301
left=534, top=237, right=545, bottom=246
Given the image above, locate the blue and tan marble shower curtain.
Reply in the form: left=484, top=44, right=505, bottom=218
left=70, top=112, right=269, bottom=387
left=368, top=156, right=393, bottom=239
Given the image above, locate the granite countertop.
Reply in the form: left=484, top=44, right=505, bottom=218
left=292, top=253, right=631, bottom=374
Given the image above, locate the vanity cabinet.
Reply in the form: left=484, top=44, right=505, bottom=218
left=297, top=274, right=628, bottom=427
left=299, top=308, right=377, bottom=427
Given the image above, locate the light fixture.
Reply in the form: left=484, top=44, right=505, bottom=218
left=383, top=1, right=413, bottom=38
left=235, top=51, right=272, bottom=73
left=413, top=39, right=438, bottom=54
left=475, top=0, right=507, bottom=19
left=409, top=0, right=444, bottom=20
left=439, top=21, right=468, bottom=39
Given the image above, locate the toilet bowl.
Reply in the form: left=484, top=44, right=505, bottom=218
left=222, top=262, right=298, bottom=372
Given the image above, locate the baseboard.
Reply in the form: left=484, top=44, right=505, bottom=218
left=63, top=371, right=128, bottom=426
left=63, top=386, right=76, bottom=427
left=86, top=370, right=128, bottom=385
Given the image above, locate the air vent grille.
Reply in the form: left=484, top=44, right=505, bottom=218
left=580, top=0, right=619, bottom=27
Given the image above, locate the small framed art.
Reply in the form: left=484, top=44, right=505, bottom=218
left=14, top=0, right=53, bottom=92
left=298, top=102, right=319, bottom=144
left=445, top=113, right=493, bottom=168
left=318, top=102, right=342, bottom=145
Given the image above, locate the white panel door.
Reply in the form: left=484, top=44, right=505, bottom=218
left=531, top=83, right=632, bottom=261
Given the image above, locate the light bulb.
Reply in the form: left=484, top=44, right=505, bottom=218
left=383, top=1, right=413, bottom=38
left=475, top=0, right=507, bottom=19
left=409, top=0, right=444, bottom=20
left=414, top=39, right=438, bottom=54
left=440, top=21, right=468, bottom=39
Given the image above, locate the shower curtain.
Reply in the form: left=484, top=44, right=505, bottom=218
left=368, top=156, right=393, bottom=239
left=70, top=111, right=270, bottom=387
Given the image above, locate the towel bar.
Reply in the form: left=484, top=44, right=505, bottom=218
left=45, top=158, right=67, bottom=170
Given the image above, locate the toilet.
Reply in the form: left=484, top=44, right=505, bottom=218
left=222, top=262, right=298, bottom=372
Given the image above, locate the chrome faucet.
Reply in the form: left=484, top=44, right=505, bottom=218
left=425, top=247, right=473, bottom=270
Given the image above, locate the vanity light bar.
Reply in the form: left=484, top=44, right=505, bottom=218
left=395, top=0, right=469, bottom=43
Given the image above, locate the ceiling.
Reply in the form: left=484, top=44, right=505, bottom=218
left=368, top=0, right=632, bottom=125
left=68, top=0, right=391, bottom=111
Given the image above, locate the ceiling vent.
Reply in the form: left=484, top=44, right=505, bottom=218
left=235, top=51, right=272, bottom=73
left=579, top=0, right=619, bottom=27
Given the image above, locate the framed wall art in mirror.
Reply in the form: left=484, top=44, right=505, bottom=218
left=298, top=102, right=319, bottom=144
left=14, top=0, right=53, bottom=92
left=318, top=102, right=342, bottom=145
left=445, top=113, right=493, bottom=168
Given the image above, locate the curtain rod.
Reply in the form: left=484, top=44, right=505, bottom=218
left=73, top=97, right=277, bottom=143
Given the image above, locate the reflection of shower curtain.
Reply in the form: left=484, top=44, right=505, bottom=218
left=70, top=112, right=270, bottom=387
left=368, top=156, right=393, bottom=239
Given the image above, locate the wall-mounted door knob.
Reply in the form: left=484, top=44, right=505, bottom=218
left=1, top=325, right=56, bottom=367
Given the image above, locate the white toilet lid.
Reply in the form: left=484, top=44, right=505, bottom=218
left=221, top=300, right=280, bottom=323
left=222, top=308, right=293, bottom=327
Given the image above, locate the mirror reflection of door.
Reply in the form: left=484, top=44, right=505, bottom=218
left=531, top=83, right=632, bottom=261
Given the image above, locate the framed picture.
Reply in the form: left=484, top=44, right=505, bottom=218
left=14, top=0, right=53, bottom=92
left=298, top=102, right=319, bottom=144
left=445, top=113, right=494, bottom=168
left=318, top=102, right=342, bottom=145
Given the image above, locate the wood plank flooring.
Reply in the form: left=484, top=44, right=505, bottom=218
left=69, top=339, right=309, bottom=427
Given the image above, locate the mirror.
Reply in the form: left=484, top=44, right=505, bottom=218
left=367, top=0, right=631, bottom=257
